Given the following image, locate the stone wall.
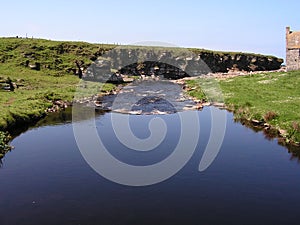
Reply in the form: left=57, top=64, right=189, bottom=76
left=286, top=27, right=300, bottom=71
left=286, top=49, right=300, bottom=71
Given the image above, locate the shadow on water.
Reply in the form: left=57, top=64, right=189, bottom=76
left=235, top=118, right=300, bottom=162
left=0, top=107, right=107, bottom=166
left=8, top=108, right=74, bottom=139
left=0, top=108, right=73, bottom=166
left=9, top=107, right=107, bottom=139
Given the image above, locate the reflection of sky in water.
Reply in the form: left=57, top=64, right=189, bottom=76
left=98, top=113, right=182, bottom=166
left=0, top=108, right=300, bottom=225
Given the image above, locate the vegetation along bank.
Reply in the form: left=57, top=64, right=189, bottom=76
left=1, top=37, right=296, bottom=157
left=185, top=70, right=300, bottom=147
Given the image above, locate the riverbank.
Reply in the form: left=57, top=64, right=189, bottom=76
left=2, top=69, right=300, bottom=157
left=0, top=66, right=116, bottom=156
left=0, top=131, right=12, bottom=158
left=184, top=70, right=300, bottom=146
left=0, top=37, right=288, bottom=157
left=0, top=38, right=119, bottom=156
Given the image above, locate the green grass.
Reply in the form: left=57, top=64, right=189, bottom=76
left=186, top=71, right=300, bottom=144
left=0, top=38, right=119, bottom=154
left=185, top=79, right=207, bottom=100
left=0, top=64, right=78, bottom=129
left=185, top=77, right=224, bottom=102
left=0, top=37, right=116, bottom=72
left=220, top=71, right=300, bottom=142
left=0, top=131, right=11, bottom=158
left=0, top=38, right=118, bottom=132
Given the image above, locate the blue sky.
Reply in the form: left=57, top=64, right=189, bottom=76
left=1, top=0, right=300, bottom=59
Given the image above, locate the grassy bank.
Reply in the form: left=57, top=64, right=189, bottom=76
left=0, top=38, right=118, bottom=156
left=0, top=131, right=12, bottom=158
left=185, top=71, right=300, bottom=145
left=0, top=38, right=120, bottom=129
left=0, top=64, right=78, bottom=129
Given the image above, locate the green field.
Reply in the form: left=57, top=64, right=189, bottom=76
left=186, top=71, right=300, bottom=144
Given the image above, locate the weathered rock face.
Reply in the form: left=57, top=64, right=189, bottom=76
left=84, top=59, right=124, bottom=83
left=197, top=52, right=283, bottom=72
left=84, top=47, right=283, bottom=80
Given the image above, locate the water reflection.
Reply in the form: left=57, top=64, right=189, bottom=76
left=2, top=106, right=300, bottom=168
left=9, top=107, right=107, bottom=138
left=0, top=107, right=107, bottom=164
left=235, top=118, right=300, bottom=160
left=1, top=107, right=300, bottom=225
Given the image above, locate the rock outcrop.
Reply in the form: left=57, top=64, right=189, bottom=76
left=84, top=47, right=283, bottom=80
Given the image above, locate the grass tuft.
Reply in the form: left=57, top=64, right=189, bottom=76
left=264, top=111, right=278, bottom=122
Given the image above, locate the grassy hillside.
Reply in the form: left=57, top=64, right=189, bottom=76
left=0, top=37, right=116, bottom=72
left=0, top=38, right=118, bottom=128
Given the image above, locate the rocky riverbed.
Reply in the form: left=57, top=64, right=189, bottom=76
left=89, top=78, right=202, bottom=114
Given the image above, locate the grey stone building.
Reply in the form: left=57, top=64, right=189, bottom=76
left=286, top=27, right=300, bottom=71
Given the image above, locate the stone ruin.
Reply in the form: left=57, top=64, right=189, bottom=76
left=286, top=27, right=300, bottom=71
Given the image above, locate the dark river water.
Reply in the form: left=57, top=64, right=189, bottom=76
left=1, top=107, right=300, bottom=225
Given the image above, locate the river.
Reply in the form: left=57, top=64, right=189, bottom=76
left=0, top=105, right=300, bottom=225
